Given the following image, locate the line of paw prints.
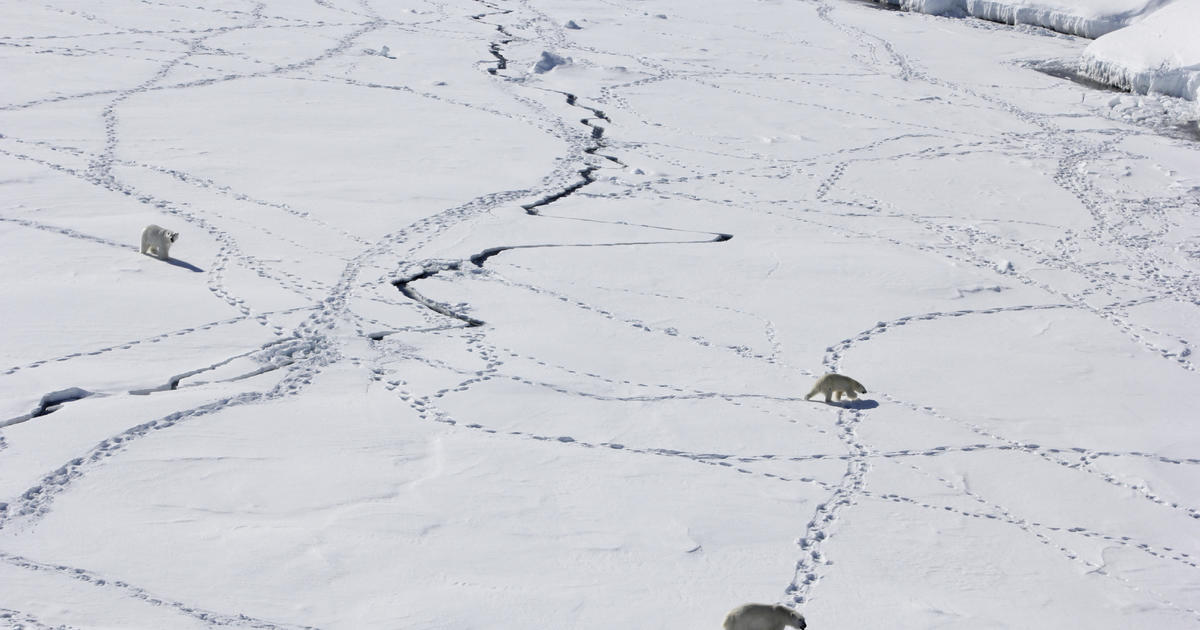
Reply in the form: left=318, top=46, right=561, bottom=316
left=787, top=409, right=870, bottom=607
left=373, top=323, right=832, bottom=455
left=479, top=273, right=777, bottom=365
left=780, top=97, right=1194, bottom=374
left=0, top=20, right=389, bottom=112
left=1, top=308, right=312, bottom=377
left=1, top=354, right=322, bottom=532
left=773, top=187, right=1197, bottom=376
left=922, top=231, right=1197, bottom=374
left=0, top=144, right=299, bottom=337
left=869, top=463, right=1200, bottom=621
left=0, top=551, right=317, bottom=629
left=0, top=155, right=315, bottom=316
left=263, top=185, right=540, bottom=345
left=0, top=607, right=55, bottom=630
left=136, top=165, right=368, bottom=252
left=902, top=459, right=1199, bottom=570
left=0, top=215, right=130, bottom=253
left=596, top=284, right=785, bottom=364
left=1049, top=137, right=1200, bottom=308
left=329, top=74, right=565, bottom=141
left=90, top=31, right=230, bottom=184
left=0, top=392, right=258, bottom=531
left=878, top=392, right=1200, bottom=520
left=372, top=370, right=839, bottom=491
left=821, top=303, right=1070, bottom=373
left=899, top=185, right=1197, bottom=337
left=370, top=326, right=832, bottom=478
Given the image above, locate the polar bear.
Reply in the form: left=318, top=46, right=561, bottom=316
left=140, top=224, right=178, bottom=260
left=805, top=373, right=866, bottom=403
left=723, top=603, right=806, bottom=630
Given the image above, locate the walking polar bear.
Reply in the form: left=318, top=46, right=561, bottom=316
left=805, top=373, right=866, bottom=404
left=723, top=603, right=806, bottom=630
left=140, top=224, right=178, bottom=260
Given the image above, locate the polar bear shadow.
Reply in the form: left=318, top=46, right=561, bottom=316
left=164, top=257, right=203, bottom=272
left=802, top=397, right=878, bottom=410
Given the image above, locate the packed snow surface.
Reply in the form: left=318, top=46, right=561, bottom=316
left=1081, top=1, right=1200, bottom=100
left=2, top=0, right=1200, bottom=629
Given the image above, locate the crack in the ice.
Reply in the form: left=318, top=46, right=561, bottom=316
left=468, top=233, right=733, bottom=267
left=391, top=261, right=485, bottom=327
left=128, top=338, right=307, bottom=395
left=520, top=91, right=624, bottom=213
left=520, top=166, right=599, bottom=214
left=470, top=1, right=514, bottom=76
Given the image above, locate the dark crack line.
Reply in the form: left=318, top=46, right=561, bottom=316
left=520, top=90, right=625, bottom=214
left=470, top=1, right=514, bottom=75
left=521, top=166, right=599, bottom=214
left=469, top=234, right=733, bottom=267
left=382, top=7, right=734, bottom=326
left=391, top=261, right=485, bottom=327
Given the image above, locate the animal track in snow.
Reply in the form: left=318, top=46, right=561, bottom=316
left=0, top=551, right=317, bottom=629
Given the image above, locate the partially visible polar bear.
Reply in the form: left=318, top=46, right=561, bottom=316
left=805, top=373, right=866, bottom=403
left=140, top=224, right=178, bottom=260
left=723, top=603, right=806, bottom=630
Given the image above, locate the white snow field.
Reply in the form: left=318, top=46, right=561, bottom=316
left=2, top=1, right=1200, bottom=629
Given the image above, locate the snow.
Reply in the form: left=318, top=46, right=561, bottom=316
left=1080, top=1, right=1200, bottom=101
left=872, top=0, right=1177, bottom=37
left=2, top=0, right=1200, bottom=629
left=531, top=50, right=572, bottom=74
left=861, top=0, right=1199, bottom=101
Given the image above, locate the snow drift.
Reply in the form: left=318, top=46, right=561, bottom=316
left=531, top=50, right=572, bottom=74
left=1079, top=1, right=1200, bottom=100
left=871, top=0, right=1177, bottom=38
